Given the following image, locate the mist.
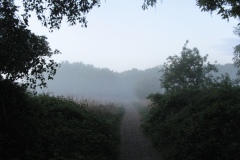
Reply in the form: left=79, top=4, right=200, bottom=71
left=36, top=61, right=238, bottom=104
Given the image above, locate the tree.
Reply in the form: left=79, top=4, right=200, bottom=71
left=233, top=26, right=240, bottom=76
left=196, top=0, right=240, bottom=21
left=144, top=0, right=240, bottom=21
left=19, top=0, right=100, bottom=30
left=160, top=41, right=218, bottom=93
left=0, top=0, right=103, bottom=88
left=0, top=1, right=60, bottom=89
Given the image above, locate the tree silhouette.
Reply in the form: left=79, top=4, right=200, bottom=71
left=0, top=1, right=60, bottom=89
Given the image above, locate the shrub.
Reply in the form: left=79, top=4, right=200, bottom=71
left=144, top=86, right=240, bottom=160
left=0, top=80, right=123, bottom=160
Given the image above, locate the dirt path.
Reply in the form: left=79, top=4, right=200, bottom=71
left=120, top=105, right=162, bottom=160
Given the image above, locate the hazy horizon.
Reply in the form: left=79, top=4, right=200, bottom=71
left=37, top=62, right=238, bottom=103
left=57, top=60, right=236, bottom=73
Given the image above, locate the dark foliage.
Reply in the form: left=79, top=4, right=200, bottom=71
left=0, top=80, right=123, bottom=160
left=0, top=0, right=60, bottom=89
left=0, top=79, right=31, bottom=160
left=196, top=0, right=240, bottom=21
left=144, top=86, right=240, bottom=160
left=20, top=0, right=100, bottom=30
left=141, top=43, right=240, bottom=160
left=144, top=0, right=240, bottom=22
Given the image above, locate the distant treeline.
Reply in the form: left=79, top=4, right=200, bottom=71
left=37, top=61, right=238, bottom=102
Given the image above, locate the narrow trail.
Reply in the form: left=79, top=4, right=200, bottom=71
left=120, top=105, right=162, bottom=160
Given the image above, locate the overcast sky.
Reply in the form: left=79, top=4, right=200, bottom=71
left=19, top=0, right=239, bottom=72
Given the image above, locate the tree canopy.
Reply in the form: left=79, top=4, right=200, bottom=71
left=196, top=0, right=240, bottom=21
left=144, top=0, right=240, bottom=22
left=21, top=0, right=100, bottom=30
left=160, top=41, right=218, bottom=93
left=0, top=0, right=60, bottom=89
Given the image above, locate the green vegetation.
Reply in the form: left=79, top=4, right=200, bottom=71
left=140, top=44, right=240, bottom=160
left=145, top=87, right=240, bottom=160
left=160, top=41, right=218, bottom=93
left=0, top=1, right=60, bottom=90
left=1, top=1, right=240, bottom=160
left=0, top=79, right=124, bottom=160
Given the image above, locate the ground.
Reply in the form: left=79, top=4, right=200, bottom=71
left=120, top=105, right=162, bottom=160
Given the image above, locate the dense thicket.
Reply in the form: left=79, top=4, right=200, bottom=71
left=0, top=79, right=123, bottom=160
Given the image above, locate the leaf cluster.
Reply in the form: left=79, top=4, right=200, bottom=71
left=142, top=0, right=157, bottom=10
left=21, top=0, right=101, bottom=30
left=197, top=0, right=240, bottom=21
left=144, top=0, right=240, bottom=23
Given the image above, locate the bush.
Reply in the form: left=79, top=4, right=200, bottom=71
left=0, top=79, right=32, bottom=159
left=144, top=86, right=240, bottom=160
left=0, top=80, right=123, bottom=160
